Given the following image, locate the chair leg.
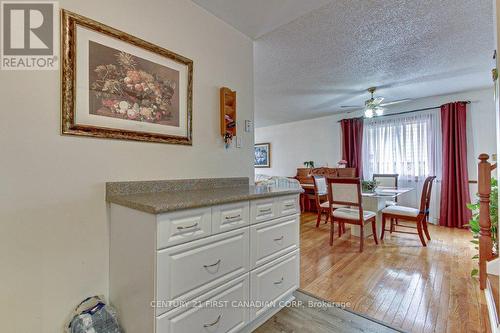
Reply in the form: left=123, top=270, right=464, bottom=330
left=359, top=224, right=364, bottom=252
left=423, top=214, right=431, bottom=240
left=338, top=220, right=342, bottom=237
left=300, top=195, right=305, bottom=213
left=416, top=218, right=427, bottom=247
left=381, top=214, right=386, bottom=240
left=316, top=211, right=321, bottom=228
left=330, top=218, right=334, bottom=246
left=371, top=219, right=378, bottom=245
left=390, top=218, right=394, bottom=233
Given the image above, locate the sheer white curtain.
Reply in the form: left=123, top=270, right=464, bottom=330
left=362, top=110, right=442, bottom=223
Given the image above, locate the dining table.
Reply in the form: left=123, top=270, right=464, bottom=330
left=350, top=187, right=414, bottom=238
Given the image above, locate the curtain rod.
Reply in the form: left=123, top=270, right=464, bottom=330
left=337, top=100, right=471, bottom=122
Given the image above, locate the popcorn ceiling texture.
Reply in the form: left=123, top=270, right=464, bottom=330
left=252, top=0, right=494, bottom=126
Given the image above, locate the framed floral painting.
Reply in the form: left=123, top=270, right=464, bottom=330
left=61, top=10, right=193, bottom=144
left=254, top=143, right=271, bottom=168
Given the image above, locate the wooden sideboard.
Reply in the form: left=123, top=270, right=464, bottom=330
left=294, top=167, right=356, bottom=212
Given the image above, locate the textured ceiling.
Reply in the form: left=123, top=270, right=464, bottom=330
left=254, top=0, right=494, bottom=126
left=193, top=0, right=495, bottom=127
left=192, top=0, right=332, bottom=39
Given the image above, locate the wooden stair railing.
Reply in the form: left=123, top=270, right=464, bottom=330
left=478, top=154, right=497, bottom=290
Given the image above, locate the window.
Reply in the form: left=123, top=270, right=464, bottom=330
left=362, top=110, right=441, bottom=182
left=362, top=110, right=442, bottom=223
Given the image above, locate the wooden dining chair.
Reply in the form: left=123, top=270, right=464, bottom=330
left=312, top=176, right=329, bottom=226
left=313, top=176, right=347, bottom=227
left=327, top=177, right=378, bottom=252
left=373, top=173, right=399, bottom=206
left=381, top=176, right=436, bottom=246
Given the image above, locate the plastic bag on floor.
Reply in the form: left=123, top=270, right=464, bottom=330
left=66, top=295, right=122, bottom=333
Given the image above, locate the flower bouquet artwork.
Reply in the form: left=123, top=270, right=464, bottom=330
left=89, top=41, right=179, bottom=127
left=61, top=10, right=193, bottom=145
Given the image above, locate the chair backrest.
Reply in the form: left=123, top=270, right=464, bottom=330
left=326, top=177, right=362, bottom=207
left=312, top=176, right=327, bottom=195
left=419, top=176, right=437, bottom=213
left=373, top=173, right=399, bottom=188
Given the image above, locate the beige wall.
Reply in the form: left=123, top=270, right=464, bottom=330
left=0, top=1, right=254, bottom=332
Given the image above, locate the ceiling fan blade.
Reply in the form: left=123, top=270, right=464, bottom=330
left=373, top=97, right=384, bottom=104
left=340, top=105, right=363, bottom=108
left=380, top=99, right=412, bottom=107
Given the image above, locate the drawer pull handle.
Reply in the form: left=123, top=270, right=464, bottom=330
left=225, top=214, right=241, bottom=220
left=274, top=236, right=284, bottom=241
left=259, top=208, right=272, bottom=213
left=203, top=314, right=222, bottom=328
left=285, top=203, right=295, bottom=208
left=203, top=259, right=221, bottom=268
left=274, top=277, right=284, bottom=285
left=177, top=222, right=199, bottom=230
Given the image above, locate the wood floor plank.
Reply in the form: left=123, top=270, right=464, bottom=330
left=297, top=213, right=490, bottom=333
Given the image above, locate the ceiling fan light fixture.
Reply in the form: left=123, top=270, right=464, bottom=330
left=375, top=107, right=384, bottom=116
left=365, top=108, right=374, bottom=118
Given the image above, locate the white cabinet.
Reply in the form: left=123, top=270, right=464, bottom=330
left=110, top=193, right=300, bottom=333
left=157, top=207, right=212, bottom=249
left=156, top=274, right=250, bottom=333
left=212, top=201, right=250, bottom=233
left=250, top=198, right=277, bottom=224
left=250, top=249, right=300, bottom=320
left=277, top=195, right=300, bottom=217
left=156, top=228, right=249, bottom=315
left=250, top=215, right=300, bottom=268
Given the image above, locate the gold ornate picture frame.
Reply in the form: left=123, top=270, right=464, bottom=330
left=61, top=9, right=193, bottom=145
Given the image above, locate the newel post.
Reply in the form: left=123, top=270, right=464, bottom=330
left=478, top=154, right=492, bottom=290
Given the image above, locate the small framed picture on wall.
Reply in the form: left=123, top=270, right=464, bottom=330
left=254, top=143, right=271, bottom=168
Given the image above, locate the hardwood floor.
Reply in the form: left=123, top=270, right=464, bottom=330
left=299, top=212, right=490, bottom=333
left=254, top=290, right=402, bottom=333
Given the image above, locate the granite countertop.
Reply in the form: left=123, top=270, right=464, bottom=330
left=106, top=177, right=302, bottom=214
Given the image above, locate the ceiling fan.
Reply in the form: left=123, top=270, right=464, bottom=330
left=340, top=87, right=412, bottom=118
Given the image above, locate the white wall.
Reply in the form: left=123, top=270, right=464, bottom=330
left=254, top=113, right=343, bottom=176
left=255, top=88, right=497, bottom=184
left=0, top=1, right=254, bottom=332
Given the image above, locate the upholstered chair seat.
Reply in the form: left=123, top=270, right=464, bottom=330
left=332, top=208, right=376, bottom=220
left=382, top=205, right=419, bottom=217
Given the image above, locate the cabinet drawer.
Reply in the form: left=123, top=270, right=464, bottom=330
left=250, top=249, right=300, bottom=320
left=250, top=198, right=277, bottom=224
left=157, top=207, right=212, bottom=249
left=156, top=228, right=249, bottom=316
left=212, top=201, right=250, bottom=234
left=277, top=195, right=299, bottom=217
left=156, top=274, right=249, bottom=333
left=250, top=215, right=299, bottom=268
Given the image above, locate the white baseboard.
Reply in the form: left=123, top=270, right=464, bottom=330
left=486, top=278, right=500, bottom=333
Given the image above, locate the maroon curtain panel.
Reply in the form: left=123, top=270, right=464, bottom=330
left=439, top=102, right=471, bottom=228
left=340, top=118, right=363, bottom=177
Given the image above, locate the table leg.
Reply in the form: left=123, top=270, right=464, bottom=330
left=350, top=197, right=386, bottom=238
